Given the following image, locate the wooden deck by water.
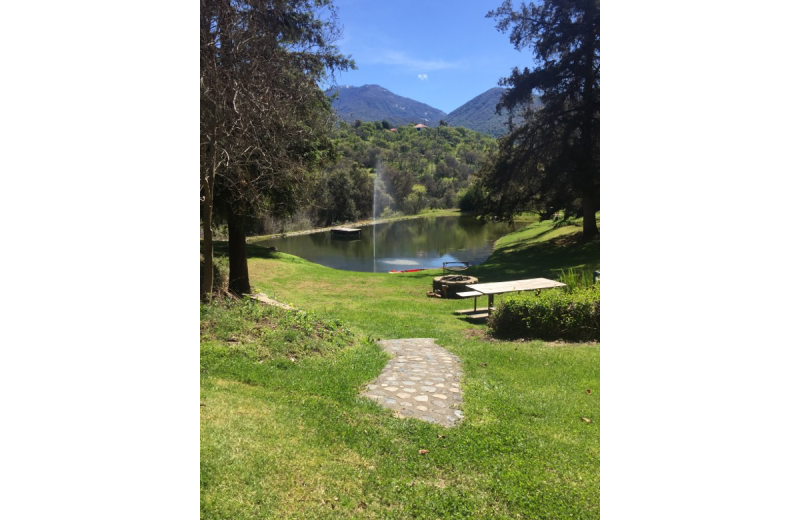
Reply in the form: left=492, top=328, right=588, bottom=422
left=330, top=227, right=361, bottom=237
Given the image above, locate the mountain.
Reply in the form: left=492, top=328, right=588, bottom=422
left=326, top=84, right=447, bottom=127
left=446, top=87, right=534, bottom=138
left=325, top=84, right=540, bottom=137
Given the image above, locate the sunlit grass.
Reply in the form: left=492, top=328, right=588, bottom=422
left=201, top=217, right=600, bottom=519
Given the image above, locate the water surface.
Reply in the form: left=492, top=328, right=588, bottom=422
left=252, top=216, right=516, bottom=272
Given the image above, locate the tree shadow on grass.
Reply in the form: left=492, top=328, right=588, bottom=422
left=471, top=232, right=599, bottom=283
left=500, top=225, right=560, bottom=249
left=246, top=244, right=283, bottom=260
left=200, top=241, right=229, bottom=259
left=201, top=241, right=281, bottom=261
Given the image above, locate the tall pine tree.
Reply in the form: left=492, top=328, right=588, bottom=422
left=483, top=0, right=599, bottom=237
left=201, top=0, right=354, bottom=298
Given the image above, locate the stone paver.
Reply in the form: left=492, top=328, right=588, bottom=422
left=362, top=338, right=463, bottom=427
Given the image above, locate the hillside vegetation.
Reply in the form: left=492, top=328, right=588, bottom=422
left=327, top=84, right=447, bottom=127
left=250, top=122, right=497, bottom=235
left=446, top=87, right=529, bottom=137
left=328, top=84, right=538, bottom=138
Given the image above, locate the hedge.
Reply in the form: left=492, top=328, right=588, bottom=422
left=487, top=285, right=600, bottom=341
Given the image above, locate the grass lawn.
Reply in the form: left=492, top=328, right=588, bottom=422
left=201, top=217, right=600, bottom=519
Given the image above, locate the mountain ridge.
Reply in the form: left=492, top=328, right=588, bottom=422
left=325, top=84, right=447, bottom=128
left=326, top=84, right=532, bottom=137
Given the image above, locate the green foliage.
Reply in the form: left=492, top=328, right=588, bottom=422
left=319, top=121, right=497, bottom=220
left=557, top=268, right=598, bottom=293
left=457, top=181, right=488, bottom=213
left=552, top=213, right=582, bottom=228
left=488, top=286, right=600, bottom=341
left=482, top=0, right=600, bottom=237
left=201, top=0, right=355, bottom=295
left=446, top=87, right=534, bottom=137
left=200, top=297, right=357, bottom=371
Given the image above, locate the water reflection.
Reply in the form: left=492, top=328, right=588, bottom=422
left=252, top=216, right=516, bottom=273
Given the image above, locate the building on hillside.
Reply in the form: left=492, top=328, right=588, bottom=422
left=414, top=123, right=428, bottom=131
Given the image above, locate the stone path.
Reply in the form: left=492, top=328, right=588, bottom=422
left=249, top=293, right=292, bottom=310
left=362, top=338, right=464, bottom=427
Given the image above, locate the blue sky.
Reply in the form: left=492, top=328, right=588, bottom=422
left=325, top=0, right=529, bottom=113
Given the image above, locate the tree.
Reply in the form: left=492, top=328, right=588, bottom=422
left=404, top=184, right=428, bottom=214
left=482, top=0, right=600, bottom=238
left=316, top=161, right=372, bottom=225
left=383, top=165, right=414, bottom=209
left=200, top=0, right=354, bottom=299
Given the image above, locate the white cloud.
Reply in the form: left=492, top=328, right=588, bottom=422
left=418, top=74, right=428, bottom=81
left=366, top=50, right=463, bottom=71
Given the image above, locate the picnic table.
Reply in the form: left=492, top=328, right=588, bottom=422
left=456, top=277, right=566, bottom=318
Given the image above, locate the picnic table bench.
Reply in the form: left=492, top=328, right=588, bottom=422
left=455, top=277, right=566, bottom=318
left=456, top=290, right=483, bottom=312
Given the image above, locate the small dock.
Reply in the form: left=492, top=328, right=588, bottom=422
left=331, top=227, right=361, bottom=238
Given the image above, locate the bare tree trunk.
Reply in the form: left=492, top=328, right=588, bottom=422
left=227, top=207, right=251, bottom=295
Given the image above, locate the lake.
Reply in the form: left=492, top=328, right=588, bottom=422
left=252, top=216, right=516, bottom=273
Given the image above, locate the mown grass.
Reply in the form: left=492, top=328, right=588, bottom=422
left=201, top=216, right=600, bottom=519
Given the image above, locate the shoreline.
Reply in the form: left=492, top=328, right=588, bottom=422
left=245, top=210, right=467, bottom=243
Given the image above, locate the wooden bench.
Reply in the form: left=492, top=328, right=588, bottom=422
left=457, top=290, right=484, bottom=313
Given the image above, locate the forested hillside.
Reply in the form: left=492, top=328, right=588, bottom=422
left=446, top=87, right=533, bottom=137
left=326, top=84, right=540, bottom=138
left=250, top=121, right=497, bottom=235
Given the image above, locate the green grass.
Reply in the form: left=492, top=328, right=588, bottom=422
left=201, top=217, right=600, bottom=519
left=471, top=216, right=599, bottom=283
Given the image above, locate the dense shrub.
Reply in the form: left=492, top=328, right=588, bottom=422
left=488, top=286, right=599, bottom=341
left=457, top=182, right=487, bottom=212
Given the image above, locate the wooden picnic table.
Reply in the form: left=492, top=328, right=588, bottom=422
left=464, top=277, right=566, bottom=315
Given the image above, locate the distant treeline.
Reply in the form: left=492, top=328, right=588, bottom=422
left=245, top=121, right=497, bottom=235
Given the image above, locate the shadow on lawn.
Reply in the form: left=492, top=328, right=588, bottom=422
left=471, top=231, right=599, bottom=283
left=202, top=241, right=281, bottom=261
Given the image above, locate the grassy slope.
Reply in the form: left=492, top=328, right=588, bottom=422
left=201, top=217, right=600, bottom=519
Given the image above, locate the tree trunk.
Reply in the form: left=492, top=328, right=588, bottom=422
left=227, top=207, right=251, bottom=295
left=201, top=176, right=215, bottom=301
left=578, top=29, right=599, bottom=242
left=582, top=193, right=599, bottom=239
left=200, top=108, right=217, bottom=301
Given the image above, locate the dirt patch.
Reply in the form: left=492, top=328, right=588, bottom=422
left=463, top=328, right=494, bottom=341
